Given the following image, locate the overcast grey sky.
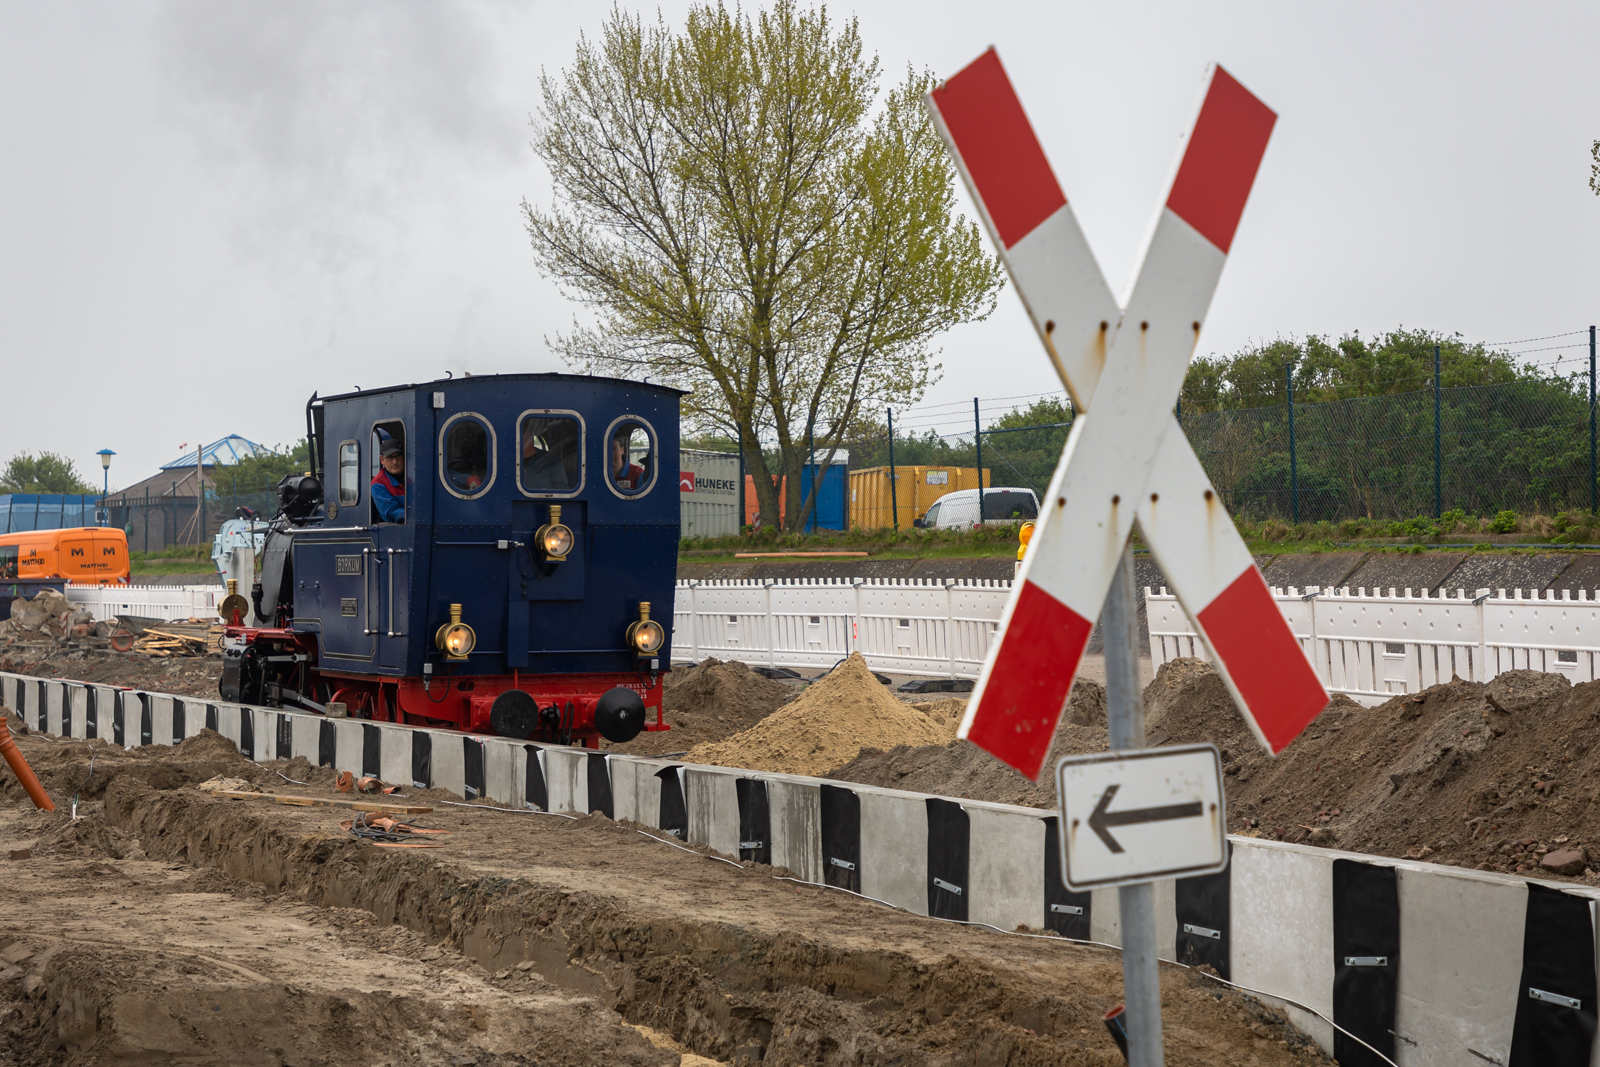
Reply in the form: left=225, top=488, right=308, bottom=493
left=2, top=1, right=1596, bottom=488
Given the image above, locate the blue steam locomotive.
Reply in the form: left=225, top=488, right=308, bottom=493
left=219, top=372, right=682, bottom=747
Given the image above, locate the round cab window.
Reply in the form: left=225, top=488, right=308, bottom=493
left=607, top=420, right=655, bottom=497
left=440, top=414, right=495, bottom=499
left=519, top=413, right=582, bottom=495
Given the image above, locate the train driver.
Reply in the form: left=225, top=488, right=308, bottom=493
left=611, top=429, right=645, bottom=491
left=371, top=439, right=406, bottom=523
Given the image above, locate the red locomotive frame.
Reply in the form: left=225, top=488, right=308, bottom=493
left=224, top=626, right=666, bottom=747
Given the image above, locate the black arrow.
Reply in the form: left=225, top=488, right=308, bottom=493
left=1088, top=784, right=1204, bottom=854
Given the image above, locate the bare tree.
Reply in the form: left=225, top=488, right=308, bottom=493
left=524, top=1, right=1002, bottom=529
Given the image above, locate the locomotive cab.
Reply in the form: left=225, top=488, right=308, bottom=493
left=221, top=373, right=682, bottom=747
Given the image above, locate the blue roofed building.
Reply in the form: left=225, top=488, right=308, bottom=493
left=103, top=435, right=272, bottom=552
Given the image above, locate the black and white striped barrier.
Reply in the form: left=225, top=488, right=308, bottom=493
left=4, top=671, right=1597, bottom=1067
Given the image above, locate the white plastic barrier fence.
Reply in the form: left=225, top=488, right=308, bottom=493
left=1149, top=584, right=1600, bottom=703
left=65, top=583, right=220, bottom=623
left=673, top=578, right=1011, bottom=679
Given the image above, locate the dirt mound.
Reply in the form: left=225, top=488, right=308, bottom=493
left=1221, top=669, right=1600, bottom=878
left=685, top=653, right=956, bottom=776
left=828, top=678, right=1108, bottom=804
left=173, top=726, right=249, bottom=761
left=1, top=651, right=223, bottom=698
left=29, top=811, right=148, bottom=860
left=0, top=726, right=262, bottom=809
left=605, top=657, right=796, bottom=757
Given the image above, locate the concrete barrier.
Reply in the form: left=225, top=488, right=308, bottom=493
left=684, top=767, right=741, bottom=857
left=610, top=755, right=669, bottom=827
left=764, top=775, right=824, bottom=884
left=543, top=746, right=589, bottom=815
left=148, top=695, right=174, bottom=750
left=856, top=786, right=932, bottom=916
left=483, top=736, right=518, bottom=806
left=964, top=802, right=1046, bottom=934
left=1230, top=840, right=1336, bottom=1051
left=45, top=680, right=65, bottom=737
left=1392, top=863, right=1532, bottom=1066
left=7, top=667, right=1600, bottom=1066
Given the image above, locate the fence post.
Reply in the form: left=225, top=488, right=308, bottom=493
left=945, top=579, right=958, bottom=679
left=687, top=581, right=700, bottom=661
left=1590, top=325, right=1596, bottom=515
left=1285, top=363, right=1299, bottom=524
left=852, top=579, right=864, bottom=656
left=886, top=407, right=899, bottom=531
left=807, top=424, right=816, bottom=534
left=1440, top=342, right=1452, bottom=521
left=973, top=398, right=984, bottom=524
left=764, top=579, right=777, bottom=669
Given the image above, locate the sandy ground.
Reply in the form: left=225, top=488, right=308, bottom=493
left=0, top=730, right=1330, bottom=1067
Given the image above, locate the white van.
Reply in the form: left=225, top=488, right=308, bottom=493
left=914, top=487, right=1040, bottom=530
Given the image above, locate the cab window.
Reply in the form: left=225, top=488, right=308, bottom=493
left=0, top=546, right=15, bottom=579
left=337, top=441, right=360, bottom=506
left=518, top=413, right=582, bottom=495
left=606, top=419, right=655, bottom=497
left=371, top=421, right=408, bottom=523
left=441, top=414, right=494, bottom=499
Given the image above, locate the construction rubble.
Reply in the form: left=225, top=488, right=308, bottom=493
left=0, top=589, right=219, bottom=663
left=0, top=589, right=115, bottom=657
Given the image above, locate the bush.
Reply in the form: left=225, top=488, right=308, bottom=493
left=1396, top=516, right=1439, bottom=540
left=1490, top=510, right=1519, bottom=534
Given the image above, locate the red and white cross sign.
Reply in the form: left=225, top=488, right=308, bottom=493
left=927, top=50, right=1329, bottom=780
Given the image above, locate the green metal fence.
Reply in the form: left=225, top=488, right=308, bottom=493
left=1182, top=372, right=1595, bottom=521
left=852, top=357, right=1598, bottom=527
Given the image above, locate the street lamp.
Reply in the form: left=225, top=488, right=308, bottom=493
left=96, top=449, right=115, bottom=527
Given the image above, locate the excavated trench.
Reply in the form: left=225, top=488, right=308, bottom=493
left=59, top=773, right=1325, bottom=1067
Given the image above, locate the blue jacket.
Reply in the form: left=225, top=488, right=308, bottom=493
left=371, top=469, right=405, bottom=523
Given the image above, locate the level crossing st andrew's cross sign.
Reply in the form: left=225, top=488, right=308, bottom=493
left=925, top=51, right=1330, bottom=782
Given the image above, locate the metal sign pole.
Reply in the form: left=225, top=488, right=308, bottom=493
left=1101, top=535, right=1164, bottom=1066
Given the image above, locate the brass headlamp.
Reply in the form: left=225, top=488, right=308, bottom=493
left=625, top=601, right=664, bottom=657
left=435, top=602, right=476, bottom=660
left=535, top=504, right=573, bottom=562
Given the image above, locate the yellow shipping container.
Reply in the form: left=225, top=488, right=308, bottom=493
left=848, top=465, right=990, bottom=530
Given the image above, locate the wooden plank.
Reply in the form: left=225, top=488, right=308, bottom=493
left=208, top=789, right=434, bottom=814
left=732, top=552, right=871, bottom=558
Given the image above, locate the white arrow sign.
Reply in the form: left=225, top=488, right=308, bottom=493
left=927, top=51, right=1330, bottom=780
left=1055, top=744, right=1227, bottom=890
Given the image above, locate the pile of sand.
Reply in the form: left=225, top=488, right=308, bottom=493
left=684, top=653, right=957, bottom=776
left=605, top=658, right=795, bottom=756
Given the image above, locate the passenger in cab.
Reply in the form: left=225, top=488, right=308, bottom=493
left=372, top=439, right=406, bottom=523
left=611, top=430, right=644, bottom=491
left=521, top=429, right=569, bottom=491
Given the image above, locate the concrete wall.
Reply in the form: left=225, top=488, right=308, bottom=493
left=7, top=668, right=1600, bottom=1066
